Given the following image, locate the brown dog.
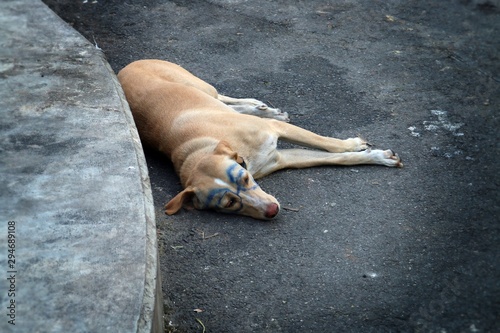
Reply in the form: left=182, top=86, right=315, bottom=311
left=118, top=60, right=402, bottom=220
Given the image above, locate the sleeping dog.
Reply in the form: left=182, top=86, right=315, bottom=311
left=118, top=60, right=402, bottom=220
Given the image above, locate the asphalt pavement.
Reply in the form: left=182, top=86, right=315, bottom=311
left=43, top=0, right=499, bottom=332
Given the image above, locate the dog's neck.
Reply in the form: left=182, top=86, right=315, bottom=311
left=171, top=137, right=220, bottom=186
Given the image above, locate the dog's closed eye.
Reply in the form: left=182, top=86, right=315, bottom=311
left=225, top=197, right=237, bottom=208
left=242, top=174, right=250, bottom=186
left=223, top=193, right=241, bottom=209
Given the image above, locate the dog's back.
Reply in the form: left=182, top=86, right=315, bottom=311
left=119, top=59, right=218, bottom=97
left=118, top=60, right=238, bottom=156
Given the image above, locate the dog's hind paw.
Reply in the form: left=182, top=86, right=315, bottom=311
left=255, top=105, right=290, bottom=122
left=266, top=107, right=290, bottom=122
left=229, top=102, right=290, bottom=122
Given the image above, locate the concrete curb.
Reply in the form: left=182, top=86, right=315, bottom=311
left=0, top=1, right=163, bottom=332
left=102, top=44, right=164, bottom=333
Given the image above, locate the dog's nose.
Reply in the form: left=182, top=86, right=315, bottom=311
left=265, top=203, right=279, bottom=219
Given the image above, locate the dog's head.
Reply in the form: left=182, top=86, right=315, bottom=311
left=165, top=141, right=280, bottom=220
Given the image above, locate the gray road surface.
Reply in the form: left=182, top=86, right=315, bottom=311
left=43, top=1, right=499, bottom=332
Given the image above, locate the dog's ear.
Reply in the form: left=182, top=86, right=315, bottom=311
left=214, top=140, right=245, bottom=165
left=164, top=187, right=196, bottom=215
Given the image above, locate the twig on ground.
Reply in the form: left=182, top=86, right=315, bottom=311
left=195, top=228, right=220, bottom=240
left=195, top=318, right=206, bottom=333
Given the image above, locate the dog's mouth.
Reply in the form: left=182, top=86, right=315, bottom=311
left=220, top=197, right=280, bottom=220
left=193, top=187, right=280, bottom=220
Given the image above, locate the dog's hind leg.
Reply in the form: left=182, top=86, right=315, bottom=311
left=218, top=94, right=290, bottom=122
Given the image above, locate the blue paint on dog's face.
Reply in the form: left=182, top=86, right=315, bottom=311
left=196, top=162, right=260, bottom=213
left=187, top=152, right=279, bottom=219
left=226, top=163, right=260, bottom=194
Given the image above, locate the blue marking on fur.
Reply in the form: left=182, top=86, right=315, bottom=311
left=203, top=188, right=228, bottom=209
left=202, top=163, right=259, bottom=211
left=226, top=163, right=260, bottom=195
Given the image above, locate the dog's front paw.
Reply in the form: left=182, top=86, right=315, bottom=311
left=358, top=137, right=373, bottom=151
left=385, top=149, right=403, bottom=168
left=369, top=149, right=403, bottom=167
left=346, top=137, right=372, bottom=152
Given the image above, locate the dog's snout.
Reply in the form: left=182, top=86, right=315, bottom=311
left=265, top=203, right=280, bottom=219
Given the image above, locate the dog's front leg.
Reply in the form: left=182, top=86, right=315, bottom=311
left=255, top=148, right=402, bottom=177
left=268, top=120, right=370, bottom=153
